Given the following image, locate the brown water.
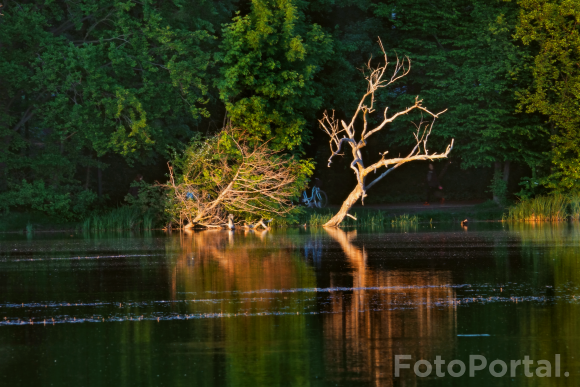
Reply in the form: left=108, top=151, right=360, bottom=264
left=0, top=223, right=578, bottom=386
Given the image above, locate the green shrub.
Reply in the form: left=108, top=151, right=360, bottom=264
left=0, top=180, right=97, bottom=220
left=488, top=170, right=508, bottom=206
left=124, top=180, right=168, bottom=226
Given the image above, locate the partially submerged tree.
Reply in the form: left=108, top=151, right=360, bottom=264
left=165, top=128, right=311, bottom=228
left=320, top=39, right=454, bottom=227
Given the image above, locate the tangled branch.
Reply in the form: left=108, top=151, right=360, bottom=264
left=163, top=128, right=306, bottom=228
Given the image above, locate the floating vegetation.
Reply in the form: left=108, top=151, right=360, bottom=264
left=82, top=206, right=155, bottom=231
left=505, top=194, right=569, bottom=222
left=391, top=214, right=419, bottom=226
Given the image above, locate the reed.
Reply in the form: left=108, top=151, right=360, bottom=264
left=307, top=211, right=334, bottom=227
left=569, top=195, right=580, bottom=221
left=340, top=209, right=386, bottom=227
left=295, top=208, right=417, bottom=228
left=82, top=206, right=155, bottom=231
left=391, top=213, right=419, bottom=226
left=505, top=194, right=569, bottom=222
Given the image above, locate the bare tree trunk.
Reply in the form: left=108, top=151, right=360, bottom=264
left=190, top=178, right=237, bottom=225
left=318, top=39, right=453, bottom=227
left=324, top=185, right=363, bottom=227
left=502, top=161, right=511, bottom=184
left=97, top=166, right=102, bottom=198
left=85, top=166, right=91, bottom=189
left=493, top=161, right=502, bottom=204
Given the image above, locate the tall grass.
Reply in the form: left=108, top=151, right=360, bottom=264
left=505, top=194, right=569, bottom=222
left=82, top=206, right=155, bottom=231
left=391, top=213, right=419, bottom=226
left=344, top=209, right=388, bottom=227
left=307, top=212, right=334, bottom=227
left=295, top=208, right=417, bottom=228
left=569, top=195, right=580, bottom=221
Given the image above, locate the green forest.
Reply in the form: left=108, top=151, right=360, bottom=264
left=1, top=0, right=579, bottom=222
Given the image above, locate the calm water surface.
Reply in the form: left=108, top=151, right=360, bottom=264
left=0, top=223, right=579, bottom=386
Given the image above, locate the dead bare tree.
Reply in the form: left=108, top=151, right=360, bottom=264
left=320, top=38, right=454, bottom=227
left=165, top=128, right=306, bottom=229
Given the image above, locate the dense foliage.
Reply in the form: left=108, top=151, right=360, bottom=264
left=1, top=0, right=579, bottom=218
left=515, top=0, right=580, bottom=192
left=216, top=0, right=333, bottom=151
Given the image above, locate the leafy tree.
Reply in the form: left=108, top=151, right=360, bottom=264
left=216, top=0, right=333, bottom=151
left=515, top=0, right=580, bottom=192
left=0, top=0, right=226, bottom=216
left=372, top=0, right=545, bottom=175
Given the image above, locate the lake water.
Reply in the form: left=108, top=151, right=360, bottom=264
left=0, top=223, right=578, bottom=386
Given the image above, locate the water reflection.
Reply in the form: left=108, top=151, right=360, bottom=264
left=507, top=223, right=580, bottom=387
left=170, top=229, right=317, bottom=310
left=169, top=230, right=319, bottom=386
left=0, top=224, right=579, bottom=386
left=323, top=228, right=456, bottom=386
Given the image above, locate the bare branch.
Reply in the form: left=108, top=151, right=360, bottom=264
left=12, top=106, right=35, bottom=132
left=365, top=139, right=454, bottom=191
left=319, top=37, right=453, bottom=227
left=162, top=127, right=304, bottom=228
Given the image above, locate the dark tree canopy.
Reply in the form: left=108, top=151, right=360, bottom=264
left=0, top=0, right=576, bottom=217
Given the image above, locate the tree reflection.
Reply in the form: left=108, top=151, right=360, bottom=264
left=323, top=228, right=456, bottom=386
left=168, top=230, right=318, bottom=386
left=509, top=223, right=580, bottom=386
left=5, top=226, right=579, bottom=386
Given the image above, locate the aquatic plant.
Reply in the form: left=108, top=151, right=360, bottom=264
left=340, top=210, right=387, bottom=228
left=391, top=214, right=419, bottom=226
left=505, top=194, right=569, bottom=222
left=82, top=206, right=155, bottom=231
left=308, top=212, right=334, bottom=227
left=569, top=195, right=580, bottom=221
left=294, top=208, right=418, bottom=228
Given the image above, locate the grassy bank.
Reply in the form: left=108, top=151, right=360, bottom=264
left=0, top=207, right=156, bottom=233
left=2, top=201, right=504, bottom=233
left=81, top=206, right=155, bottom=231
left=293, top=201, right=503, bottom=228
left=505, top=194, right=580, bottom=222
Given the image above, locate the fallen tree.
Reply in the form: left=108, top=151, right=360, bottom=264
left=165, top=128, right=310, bottom=229
left=320, top=39, right=454, bottom=227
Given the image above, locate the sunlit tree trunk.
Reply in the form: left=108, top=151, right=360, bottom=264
left=324, top=185, right=363, bottom=227
left=319, top=39, right=453, bottom=227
